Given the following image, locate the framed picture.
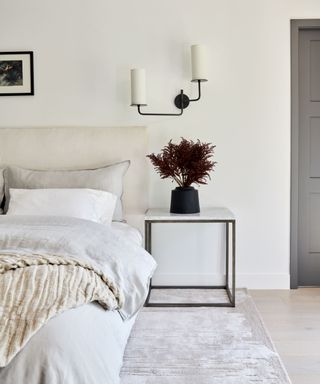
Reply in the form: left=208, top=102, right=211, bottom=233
left=0, top=51, right=34, bottom=96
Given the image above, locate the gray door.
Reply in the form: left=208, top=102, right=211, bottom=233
left=298, top=29, right=320, bottom=286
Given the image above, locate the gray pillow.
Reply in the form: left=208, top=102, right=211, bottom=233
left=0, top=169, right=4, bottom=214
left=4, top=161, right=130, bottom=221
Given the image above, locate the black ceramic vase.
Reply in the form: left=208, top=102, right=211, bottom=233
left=170, top=186, right=200, bottom=214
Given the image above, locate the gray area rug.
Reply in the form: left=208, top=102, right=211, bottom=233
left=121, top=290, right=291, bottom=384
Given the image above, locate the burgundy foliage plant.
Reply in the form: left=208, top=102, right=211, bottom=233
left=147, top=138, right=216, bottom=188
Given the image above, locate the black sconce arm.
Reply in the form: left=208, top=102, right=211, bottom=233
left=137, top=90, right=184, bottom=116
left=135, top=80, right=204, bottom=116
left=173, top=80, right=202, bottom=110
left=189, top=80, right=201, bottom=102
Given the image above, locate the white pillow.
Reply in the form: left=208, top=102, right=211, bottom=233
left=7, top=188, right=117, bottom=225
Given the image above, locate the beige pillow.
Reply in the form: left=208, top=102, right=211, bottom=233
left=4, top=161, right=130, bottom=221
left=0, top=169, right=4, bottom=214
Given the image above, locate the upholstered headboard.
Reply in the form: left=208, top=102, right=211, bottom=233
left=0, top=126, right=147, bottom=227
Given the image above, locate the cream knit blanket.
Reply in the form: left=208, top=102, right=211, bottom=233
left=0, top=253, right=123, bottom=367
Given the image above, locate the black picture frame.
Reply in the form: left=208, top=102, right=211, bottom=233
left=0, top=51, right=34, bottom=96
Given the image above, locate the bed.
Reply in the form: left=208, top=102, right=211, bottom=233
left=0, top=126, right=154, bottom=384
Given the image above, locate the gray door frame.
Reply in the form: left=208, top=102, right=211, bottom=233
left=291, top=19, right=320, bottom=288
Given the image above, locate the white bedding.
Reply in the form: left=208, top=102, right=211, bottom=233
left=111, top=222, right=143, bottom=246
left=0, top=216, right=153, bottom=384
left=0, top=304, right=136, bottom=384
left=0, top=215, right=154, bottom=320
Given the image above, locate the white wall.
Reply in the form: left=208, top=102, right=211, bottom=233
left=1, top=0, right=320, bottom=288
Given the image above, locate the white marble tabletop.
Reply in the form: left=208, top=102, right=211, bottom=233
left=145, top=207, right=235, bottom=221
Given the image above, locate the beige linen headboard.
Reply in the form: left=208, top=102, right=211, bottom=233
left=0, top=126, right=147, bottom=228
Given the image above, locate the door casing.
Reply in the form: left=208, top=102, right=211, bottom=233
left=291, top=19, right=320, bottom=288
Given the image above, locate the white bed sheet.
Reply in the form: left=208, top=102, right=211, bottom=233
left=111, top=222, right=143, bottom=246
left=0, top=303, right=136, bottom=384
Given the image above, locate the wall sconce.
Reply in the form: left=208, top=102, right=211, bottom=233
left=130, top=45, right=208, bottom=116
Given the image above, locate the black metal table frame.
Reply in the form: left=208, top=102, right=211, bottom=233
left=144, top=218, right=236, bottom=307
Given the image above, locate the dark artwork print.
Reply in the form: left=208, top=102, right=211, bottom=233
left=0, top=60, right=23, bottom=86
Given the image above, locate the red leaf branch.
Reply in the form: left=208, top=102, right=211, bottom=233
left=147, top=138, right=216, bottom=187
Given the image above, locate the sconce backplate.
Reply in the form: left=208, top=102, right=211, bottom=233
left=174, top=93, right=190, bottom=110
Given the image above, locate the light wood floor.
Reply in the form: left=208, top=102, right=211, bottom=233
left=250, top=288, right=320, bottom=384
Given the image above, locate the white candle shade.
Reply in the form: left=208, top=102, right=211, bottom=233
left=191, top=45, right=208, bottom=82
left=131, top=69, right=147, bottom=105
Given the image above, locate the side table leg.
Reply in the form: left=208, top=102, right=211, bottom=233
left=145, top=221, right=152, bottom=253
left=232, top=220, right=236, bottom=306
left=144, top=221, right=152, bottom=306
left=226, top=222, right=229, bottom=290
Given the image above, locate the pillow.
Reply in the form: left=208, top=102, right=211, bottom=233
left=4, top=161, right=130, bottom=221
left=0, top=168, right=4, bottom=214
left=7, top=188, right=117, bottom=224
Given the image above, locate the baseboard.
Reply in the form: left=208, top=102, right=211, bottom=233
left=236, top=274, right=290, bottom=289
left=152, top=273, right=290, bottom=289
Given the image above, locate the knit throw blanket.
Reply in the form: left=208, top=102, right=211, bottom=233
left=0, top=253, right=123, bottom=367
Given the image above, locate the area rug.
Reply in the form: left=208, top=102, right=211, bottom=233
left=120, top=290, right=291, bottom=384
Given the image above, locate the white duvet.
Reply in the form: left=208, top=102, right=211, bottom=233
left=0, top=216, right=155, bottom=384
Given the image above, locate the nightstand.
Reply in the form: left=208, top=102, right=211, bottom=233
left=144, top=207, right=236, bottom=307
